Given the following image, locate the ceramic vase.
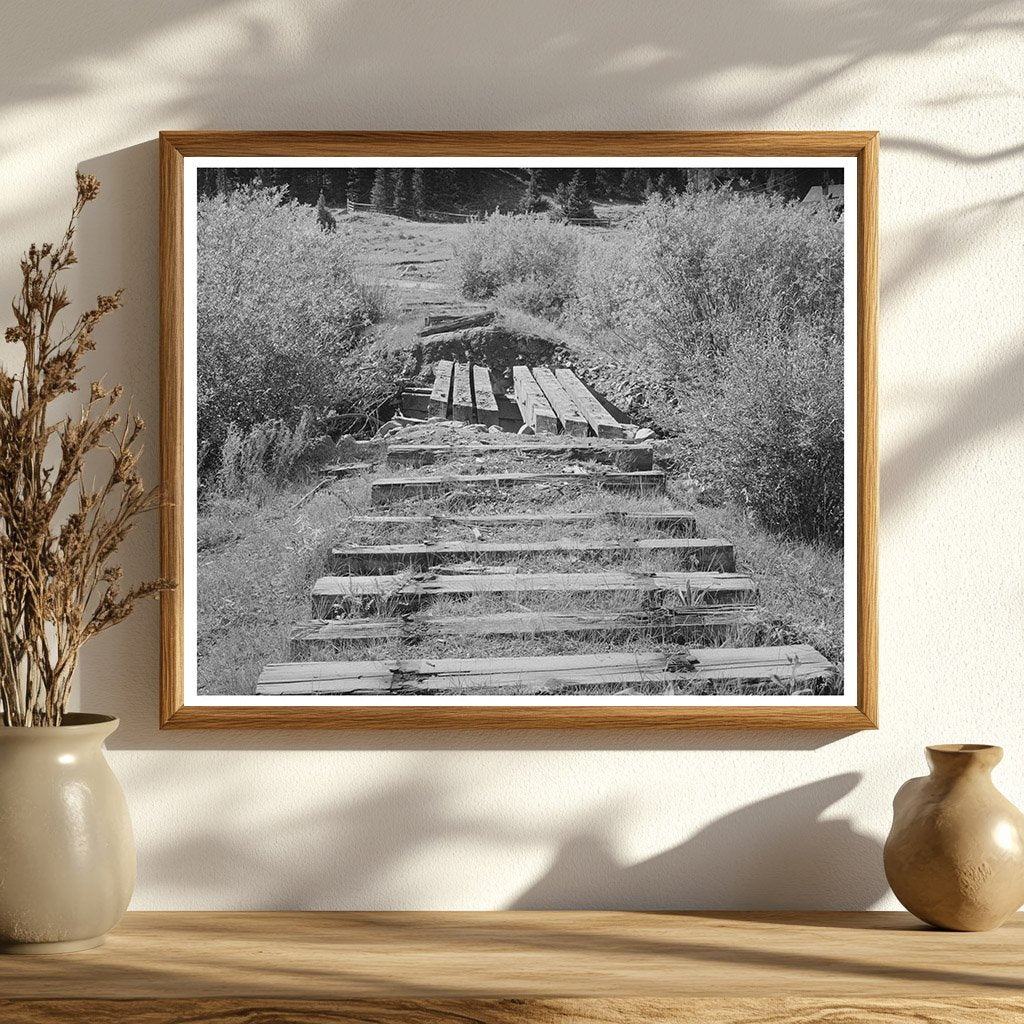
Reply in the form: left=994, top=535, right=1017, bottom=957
left=884, top=744, right=1024, bottom=931
left=0, top=714, right=135, bottom=953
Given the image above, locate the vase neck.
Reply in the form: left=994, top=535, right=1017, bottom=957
left=926, top=743, right=1002, bottom=780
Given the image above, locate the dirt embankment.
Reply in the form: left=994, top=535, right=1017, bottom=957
left=412, top=318, right=571, bottom=381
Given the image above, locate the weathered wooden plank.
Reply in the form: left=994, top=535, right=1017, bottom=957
left=427, top=360, right=454, bottom=418
left=386, top=442, right=653, bottom=471
left=319, top=462, right=373, bottom=478
left=513, top=365, right=559, bottom=434
left=371, top=470, right=666, bottom=503
left=452, top=363, right=474, bottom=422
left=351, top=511, right=695, bottom=535
left=471, top=365, right=499, bottom=426
left=553, top=368, right=625, bottom=438
left=418, top=310, right=496, bottom=337
left=312, top=570, right=756, bottom=615
left=331, top=538, right=734, bottom=574
left=531, top=366, right=589, bottom=436
left=256, top=646, right=835, bottom=695
left=291, top=607, right=758, bottom=651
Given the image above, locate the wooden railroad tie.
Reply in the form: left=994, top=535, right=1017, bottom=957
left=311, top=570, right=757, bottom=616
left=290, top=607, right=760, bottom=652
left=370, top=470, right=666, bottom=503
left=529, top=367, right=589, bottom=436
left=256, top=646, right=836, bottom=696
left=330, top=538, right=735, bottom=575
left=471, top=365, right=499, bottom=426
left=513, top=365, right=559, bottom=434
left=427, top=360, right=454, bottom=418
left=385, top=441, right=654, bottom=472
left=452, top=362, right=474, bottom=423
left=554, top=368, right=626, bottom=438
left=350, top=511, right=696, bottom=536
left=426, top=360, right=499, bottom=426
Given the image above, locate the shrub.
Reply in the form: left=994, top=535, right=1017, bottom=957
left=196, top=184, right=390, bottom=470
left=573, top=191, right=842, bottom=372
left=569, top=190, right=845, bottom=544
left=454, top=212, right=581, bottom=315
left=699, top=327, right=845, bottom=544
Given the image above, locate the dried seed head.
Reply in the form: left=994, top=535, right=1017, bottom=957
left=95, top=291, right=123, bottom=314
left=76, top=172, right=101, bottom=202
left=90, top=381, right=106, bottom=401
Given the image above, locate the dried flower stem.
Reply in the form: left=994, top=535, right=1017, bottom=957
left=0, top=173, right=172, bottom=726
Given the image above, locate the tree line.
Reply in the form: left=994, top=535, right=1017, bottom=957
left=197, top=166, right=841, bottom=219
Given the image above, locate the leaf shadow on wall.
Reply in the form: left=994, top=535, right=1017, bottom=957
left=0, top=0, right=1018, bottom=247
left=130, top=759, right=886, bottom=911
left=511, top=774, right=887, bottom=910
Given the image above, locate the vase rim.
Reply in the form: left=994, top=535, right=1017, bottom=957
left=0, top=713, right=118, bottom=733
left=927, top=743, right=1001, bottom=754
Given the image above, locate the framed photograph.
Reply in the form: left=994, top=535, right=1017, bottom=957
left=159, top=131, right=877, bottom=730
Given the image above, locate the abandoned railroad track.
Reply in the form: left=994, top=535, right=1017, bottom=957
left=257, top=357, right=839, bottom=698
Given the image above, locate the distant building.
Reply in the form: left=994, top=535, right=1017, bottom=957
left=802, top=183, right=845, bottom=204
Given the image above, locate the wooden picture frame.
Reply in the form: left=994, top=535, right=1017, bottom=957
left=160, top=131, right=878, bottom=730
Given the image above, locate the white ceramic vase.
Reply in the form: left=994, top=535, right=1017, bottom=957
left=0, top=713, right=135, bottom=953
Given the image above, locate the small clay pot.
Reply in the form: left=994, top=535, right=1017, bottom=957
left=884, top=744, right=1024, bottom=931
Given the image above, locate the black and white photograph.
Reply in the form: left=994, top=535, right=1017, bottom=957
left=182, top=153, right=860, bottom=711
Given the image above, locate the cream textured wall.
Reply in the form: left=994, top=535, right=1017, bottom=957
left=1, top=0, right=1022, bottom=910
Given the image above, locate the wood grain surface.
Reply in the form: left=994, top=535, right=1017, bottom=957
left=0, top=912, right=1019, bottom=1023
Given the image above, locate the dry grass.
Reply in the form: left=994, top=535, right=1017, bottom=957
left=197, top=436, right=842, bottom=697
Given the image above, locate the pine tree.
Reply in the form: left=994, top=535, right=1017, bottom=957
left=520, top=168, right=545, bottom=213
left=656, top=173, right=671, bottom=198
left=390, top=168, right=409, bottom=215
left=595, top=168, right=615, bottom=197
left=411, top=168, right=429, bottom=218
left=370, top=168, right=389, bottom=212
left=620, top=168, right=642, bottom=200
left=552, top=181, right=570, bottom=217
left=642, top=175, right=657, bottom=200
left=563, top=170, right=595, bottom=220
left=433, top=168, right=458, bottom=209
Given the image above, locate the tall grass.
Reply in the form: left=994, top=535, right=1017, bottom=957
left=211, top=410, right=318, bottom=503
left=197, top=183, right=395, bottom=478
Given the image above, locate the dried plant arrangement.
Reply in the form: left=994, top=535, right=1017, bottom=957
left=0, top=174, right=170, bottom=726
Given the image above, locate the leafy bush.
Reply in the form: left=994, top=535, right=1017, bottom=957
left=573, top=191, right=843, bottom=372
left=699, top=328, right=844, bottom=544
left=197, top=184, right=391, bottom=469
left=454, top=212, right=581, bottom=316
left=569, top=190, right=845, bottom=544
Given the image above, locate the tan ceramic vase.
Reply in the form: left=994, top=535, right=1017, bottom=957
left=884, top=744, right=1024, bottom=931
left=0, top=714, right=135, bottom=953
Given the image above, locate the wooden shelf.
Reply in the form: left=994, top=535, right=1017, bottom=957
left=1, top=911, right=1021, bottom=1022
